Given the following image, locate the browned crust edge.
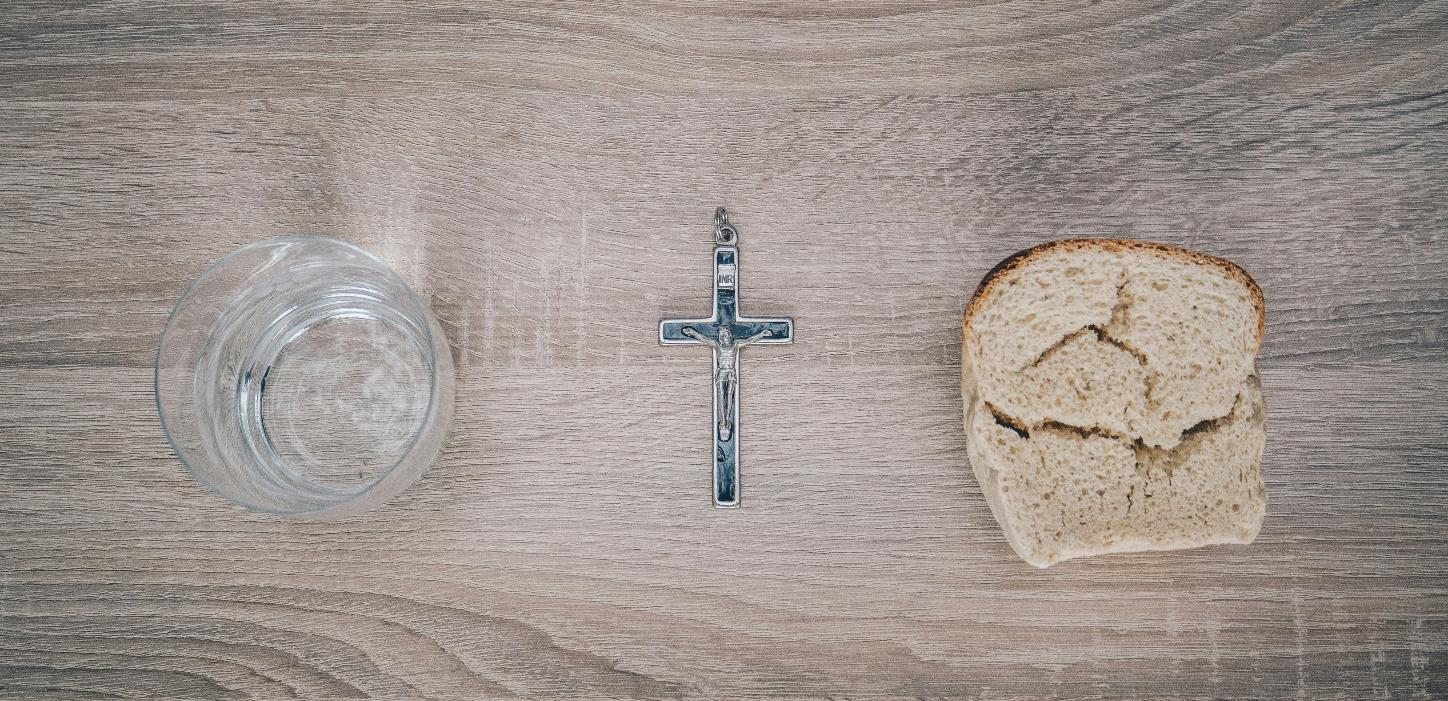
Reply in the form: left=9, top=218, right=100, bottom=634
left=962, top=238, right=1266, bottom=347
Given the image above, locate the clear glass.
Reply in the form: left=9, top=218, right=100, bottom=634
left=155, top=237, right=454, bottom=518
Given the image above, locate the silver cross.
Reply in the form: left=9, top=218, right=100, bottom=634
left=659, top=208, right=794, bottom=507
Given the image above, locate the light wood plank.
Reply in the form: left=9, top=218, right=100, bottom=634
left=2, top=92, right=1445, bottom=369
left=2, top=1, right=1445, bottom=99
left=1, top=360, right=1445, bottom=698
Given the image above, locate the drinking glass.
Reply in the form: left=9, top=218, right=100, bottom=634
left=155, top=237, right=454, bottom=518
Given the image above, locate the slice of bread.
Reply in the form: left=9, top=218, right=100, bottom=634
left=962, top=239, right=1267, bottom=568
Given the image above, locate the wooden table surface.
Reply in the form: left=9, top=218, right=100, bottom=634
left=3, top=2, right=1447, bottom=699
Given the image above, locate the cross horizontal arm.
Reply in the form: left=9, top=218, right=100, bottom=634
left=660, top=319, right=714, bottom=345
left=731, top=318, right=793, bottom=344
left=659, top=318, right=794, bottom=346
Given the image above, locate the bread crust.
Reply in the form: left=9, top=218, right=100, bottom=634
left=963, top=239, right=1265, bottom=348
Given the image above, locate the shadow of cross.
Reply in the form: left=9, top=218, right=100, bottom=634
left=659, top=243, right=793, bottom=508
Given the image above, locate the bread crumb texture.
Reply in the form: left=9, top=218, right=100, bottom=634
left=962, top=239, right=1267, bottom=568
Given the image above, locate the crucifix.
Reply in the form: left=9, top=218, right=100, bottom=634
left=659, top=208, right=794, bottom=507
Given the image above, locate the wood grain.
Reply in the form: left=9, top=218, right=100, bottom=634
left=2, top=2, right=1447, bottom=699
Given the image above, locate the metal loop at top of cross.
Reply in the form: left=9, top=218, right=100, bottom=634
left=714, top=207, right=738, bottom=245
